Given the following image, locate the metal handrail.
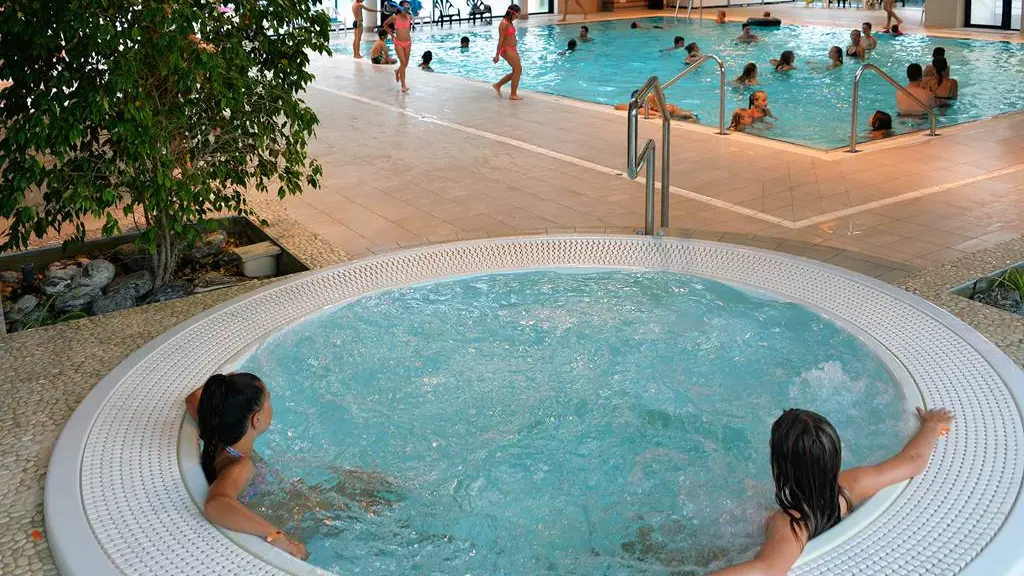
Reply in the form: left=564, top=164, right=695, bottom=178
left=674, top=0, right=702, bottom=21
left=849, top=63, right=937, bottom=153
left=627, top=76, right=670, bottom=235
left=662, top=54, right=727, bottom=136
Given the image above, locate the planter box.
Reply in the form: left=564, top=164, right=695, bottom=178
left=950, top=261, right=1024, bottom=317
left=0, top=217, right=308, bottom=333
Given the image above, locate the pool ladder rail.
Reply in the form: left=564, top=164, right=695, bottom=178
left=849, top=63, right=938, bottom=153
left=626, top=55, right=727, bottom=235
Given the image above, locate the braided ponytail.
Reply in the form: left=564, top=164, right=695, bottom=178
left=197, top=373, right=265, bottom=484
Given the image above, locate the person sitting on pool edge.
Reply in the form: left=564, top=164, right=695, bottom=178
left=868, top=110, right=893, bottom=139
left=707, top=407, right=954, bottom=576
left=186, top=373, right=402, bottom=560
left=737, top=24, right=759, bottom=43
left=370, top=29, right=397, bottom=65
left=459, top=35, right=470, bottom=49
left=579, top=25, right=592, bottom=42
left=614, top=91, right=697, bottom=122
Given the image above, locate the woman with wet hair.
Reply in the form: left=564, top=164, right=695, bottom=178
left=186, top=373, right=400, bottom=560
left=708, top=406, right=953, bottom=575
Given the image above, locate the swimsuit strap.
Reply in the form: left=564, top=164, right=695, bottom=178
left=224, top=445, right=246, bottom=459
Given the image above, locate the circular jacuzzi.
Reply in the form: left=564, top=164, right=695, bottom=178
left=45, top=236, right=1024, bottom=576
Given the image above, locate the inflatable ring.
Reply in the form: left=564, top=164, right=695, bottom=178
left=745, top=17, right=782, bottom=27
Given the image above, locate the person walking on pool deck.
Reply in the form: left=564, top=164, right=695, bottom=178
left=493, top=5, right=523, bottom=100
left=559, top=0, right=587, bottom=22
left=351, top=0, right=379, bottom=59
left=384, top=4, right=414, bottom=92
left=708, top=407, right=954, bottom=576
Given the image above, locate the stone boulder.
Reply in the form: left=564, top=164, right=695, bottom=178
left=41, top=276, right=74, bottom=297
left=190, top=230, right=228, bottom=259
left=145, top=281, right=193, bottom=304
left=45, top=257, right=88, bottom=283
left=972, top=285, right=1024, bottom=316
left=92, top=291, right=138, bottom=315
left=110, top=243, right=153, bottom=273
left=0, top=270, right=19, bottom=298
left=54, top=286, right=102, bottom=314
left=106, top=270, right=154, bottom=299
left=7, top=295, right=39, bottom=322
left=76, top=259, right=116, bottom=291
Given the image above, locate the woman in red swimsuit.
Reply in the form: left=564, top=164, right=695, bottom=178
left=492, top=5, right=523, bottom=100
left=384, top=7, right=414, bottom=92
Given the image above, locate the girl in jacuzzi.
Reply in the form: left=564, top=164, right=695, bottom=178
left=707, top=406, right=952, bottom=575
left=185, top=373, right=400, bottom=560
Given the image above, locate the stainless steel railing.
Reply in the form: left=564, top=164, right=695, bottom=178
left=626, top=76, right=670, bottom=235
left=662, top=54, right=727, bottom=136
left=849, top=63, right=937, bottom=153
left=626, top=56, right=728, bottom=235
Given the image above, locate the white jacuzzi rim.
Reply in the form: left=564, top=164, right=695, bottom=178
left=44, top=235, right=1024, bottom=576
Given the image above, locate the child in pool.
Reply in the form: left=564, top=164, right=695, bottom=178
left=868, top=110, right=893, bottom=139
left=614, top=92, right=696, bottom=121
left=708, top=407, right=953, bottom=575
left=734, top=62, right=759, bottom=86
left=186, top=373, right=401, bottom=559
left=748, top=90, right=775, bottom=121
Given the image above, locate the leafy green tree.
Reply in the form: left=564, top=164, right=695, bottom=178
left=0, top=1, right=329, bottom=286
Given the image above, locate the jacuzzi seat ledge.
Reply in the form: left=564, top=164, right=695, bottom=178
left=44, top=235, right=1024, bottom=576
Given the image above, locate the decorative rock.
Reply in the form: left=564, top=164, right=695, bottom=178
left=190, top=230, right=228, bottom=259
left=53, top=286, right=101, bottom=314
left=193, top=272, right=248, bottom=293
left=40, top=277, right=73, bottom=297
left=971, top=286, right=1024, bottom=316
left=105, top=270, right=154, bottom=299
left=75, top=259, right=116, bottom=291
left=6, top=295, right=39, bottom=323
left=44, top=258, right=88, bottom=283
left=144, top=281, right=193, bottom=304
left=0, top=270, right=19, bottom=298
left=110, top=243, right=153, bottom=273
left=91, top=291, right=137, bottom=315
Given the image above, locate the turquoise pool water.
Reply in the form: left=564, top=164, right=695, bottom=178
left=239, top=269, right=914, bottom=575
left=332, top=17, right=1024, bottom=149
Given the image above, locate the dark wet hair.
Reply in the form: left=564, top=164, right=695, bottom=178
left=775, top=50, right=794, bottom=70
left=933, top=56, right=949, bottom=85
left=503, top=4, right=520, bottom=20
left=763, top=10, right=771, bottom=17
left=907, top=62, right=923, bottom=82
left=862, top=21, right=872, bottom=30
left=460, top=35, right=470, bottom=45
left=581, top=25, right=589, bottom=33
left=737, top=61, right=757, bottom=82
left=378, top=28, right=389, bottom=39
left=770, top=409, right=852, bottom=542
left=685, top=42, right=697, bottom=54
left=674, top=35, right=685, bottom=45
left=567, top=39, right=577, bottom=50
left=932, top=46, right=945, bottom=58
left=890, top=24, right=901, bottom=33
left=198, top=373, right=265, bottom=484
left=631, top=21, right=639, bottom=29
left=829, top=46, right=843, bottom=63
left=421, top=50, right=433, bottom=64
left=871, top=110, right=892, bottom=130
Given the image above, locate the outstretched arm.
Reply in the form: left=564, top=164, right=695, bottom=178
left=840, top=408, right=953, bottom=507
left=204, top=459, right=309, bottom=559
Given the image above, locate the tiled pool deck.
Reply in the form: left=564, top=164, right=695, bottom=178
left=1, top=6, right=1022, bottom=574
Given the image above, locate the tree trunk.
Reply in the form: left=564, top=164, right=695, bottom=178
left=0, top=293, right=7, bottom=336
left=152, top=216, right=183, bottom=289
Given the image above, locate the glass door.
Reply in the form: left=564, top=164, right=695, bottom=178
left=965, top=0, right=1020, bottom=29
